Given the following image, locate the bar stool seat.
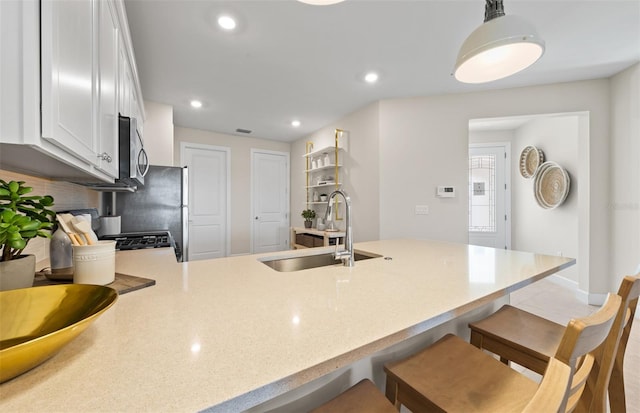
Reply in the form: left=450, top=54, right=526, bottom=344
left=469, top=304, right=564, bottom=374
left=386, top=333, right=540, bottom=412
left=309, top=379, right=397, bottom=413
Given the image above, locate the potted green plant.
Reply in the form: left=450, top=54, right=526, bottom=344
left=301, top=209, right=316, bottom=229
left=0, top=180, right=55, bottom=290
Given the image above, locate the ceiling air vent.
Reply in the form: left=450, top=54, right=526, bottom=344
left=236, top=128, right=252, bottom=134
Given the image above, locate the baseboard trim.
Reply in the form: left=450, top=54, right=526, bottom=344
left=548, top=274, right=578, bottom=290
left=548, top=275, right=607, bottom=306
left=576, top=289, right=607, bottom=306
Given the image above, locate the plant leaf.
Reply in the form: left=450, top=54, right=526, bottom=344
left=8, top=181, right=19, bottom=193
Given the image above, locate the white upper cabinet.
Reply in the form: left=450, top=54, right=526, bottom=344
left=41, top=0, right=98, bottom=167
left=117, top=28, right=145, bottom=138
left=0, top=0, right=144, bottom=182
left=97, top=0, right=120, bottom=178
left=118, top=33, right=132, bottom=118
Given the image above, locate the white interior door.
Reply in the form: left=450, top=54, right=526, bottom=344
left=251, top=150, right=290, bottom=253
left=181, top=143, right=230, bottom=260
left=469, top=143, right=511, bottom=249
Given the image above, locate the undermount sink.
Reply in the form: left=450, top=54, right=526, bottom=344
left=260, top=250, right=382, bottom=272
left=0, top=284, right=118, bottom=383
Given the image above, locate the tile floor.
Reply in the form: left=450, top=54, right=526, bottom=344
left=510, top=277, right=639, bottom=413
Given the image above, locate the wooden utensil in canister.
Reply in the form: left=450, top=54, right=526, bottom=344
left=57, top=214, right=83, bottom=246
left=71, top=216, right=95, bottom=245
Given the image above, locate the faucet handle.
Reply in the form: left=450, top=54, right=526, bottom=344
left=333, top=241, right=351, bottom=260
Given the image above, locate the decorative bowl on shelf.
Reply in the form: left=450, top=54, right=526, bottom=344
left=0, top=284, right=118, bottom=383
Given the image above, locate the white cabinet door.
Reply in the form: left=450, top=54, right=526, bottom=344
left=96, top=0, right=119, bottom=178
left=118, top=33, right=132, bottom=117
left=135, top=99, right=144, bottom=138
left=131, top=90, right=139, bottom=127
left=41, top=0, right=97, bottom=166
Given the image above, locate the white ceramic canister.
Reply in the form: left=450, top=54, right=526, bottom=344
left=73, top=240, right=116, bottom=285
left=98, top=216, right=121, bottom=236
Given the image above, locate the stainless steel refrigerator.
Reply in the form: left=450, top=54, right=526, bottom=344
left=115, top=166, right=189, bottom=261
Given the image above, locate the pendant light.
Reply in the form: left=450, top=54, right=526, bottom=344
left=454, top=0, right=545, bottom=83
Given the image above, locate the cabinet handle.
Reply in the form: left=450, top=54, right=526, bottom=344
left=98, top=152, right=113, bottom=163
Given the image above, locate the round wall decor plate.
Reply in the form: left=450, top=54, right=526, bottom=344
left=519, top=146, right=545, bottom=179
left=534, top=162, right=570, bottom=209
left=533, top=162, right=554, bottom=208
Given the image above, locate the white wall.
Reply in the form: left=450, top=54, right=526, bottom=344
left=512, top=115, right=581, bottom=282
left=469, top=129, right=515, bottom=145
left=378, top=79, right=610, bottom=300
left=143, top=100, right=174, bottom=166
left=379, top=95, right=470, bottom=243
left=290, top=102, right=380, bottom=243
left=610, top=63, right=640, bottom=290
left=174, top=127, right=290, bottom=255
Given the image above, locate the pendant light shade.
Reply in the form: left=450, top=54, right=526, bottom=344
left=454, top=1, right=545, bottom=83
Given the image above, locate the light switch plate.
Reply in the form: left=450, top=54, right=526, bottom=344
left=415, top=205, right=429, bottom=215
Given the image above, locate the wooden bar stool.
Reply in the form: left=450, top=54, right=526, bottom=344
left=310, top=361, right=574, bottom=413
left=383, top=293, right=621, bottom=413
left=311, top=357, right=573, bottom=413
left=468, top=275, right=640, bottom=413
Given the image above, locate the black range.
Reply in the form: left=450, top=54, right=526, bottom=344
left=100, top=231, right=181, bottom=261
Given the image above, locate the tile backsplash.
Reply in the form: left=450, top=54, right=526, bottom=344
left=1, top=169, right=99, bottom=263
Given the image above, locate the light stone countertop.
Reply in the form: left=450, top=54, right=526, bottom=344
left=0, top=239, right=574, bottom=412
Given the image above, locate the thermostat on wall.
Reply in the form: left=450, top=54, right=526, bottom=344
left=436, top=186, right=456, bottom=198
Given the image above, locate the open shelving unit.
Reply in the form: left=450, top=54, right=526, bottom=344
left=303, top=129, right=345, bottom=217
left=290, top=227, right=345, bottom=249
left=292, top=129, right=347, bottom=250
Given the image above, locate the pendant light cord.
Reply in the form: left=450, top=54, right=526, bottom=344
left=484, top=0, right=505, bottom=22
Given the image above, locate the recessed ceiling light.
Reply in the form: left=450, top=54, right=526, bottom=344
left=364, top=72, right=379, bottom=83
left=291, top=120, right=301, bottom=127
left=190, top=100, right=202, bottom=108
left=218, top=15, right=236, bottom=30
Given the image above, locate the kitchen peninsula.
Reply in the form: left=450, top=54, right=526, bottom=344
left=0, top=239, right=574, bottom=412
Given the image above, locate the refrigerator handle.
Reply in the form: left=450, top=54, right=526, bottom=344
left=182, top=166, right=189, bottom=261
left=182, top=166, right=188, bottom=207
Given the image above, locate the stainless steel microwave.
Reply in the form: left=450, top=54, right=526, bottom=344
left=118, top=115, right=149, bottom=188
left=79, top=115, right=149, bottom=191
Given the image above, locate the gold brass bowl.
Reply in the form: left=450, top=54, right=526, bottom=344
left=0, top=284, right=118, bottom=383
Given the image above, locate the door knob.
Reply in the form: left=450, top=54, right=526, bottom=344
left=255, top=216, right=259, bottom=220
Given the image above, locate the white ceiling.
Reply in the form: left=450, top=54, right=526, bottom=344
left=124, top=0, right=640, bottom=142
